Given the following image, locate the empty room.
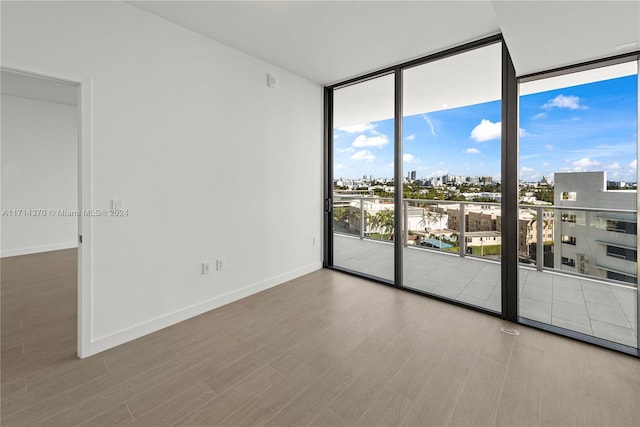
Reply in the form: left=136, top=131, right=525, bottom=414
left=1, top=1, right=639, bottom=426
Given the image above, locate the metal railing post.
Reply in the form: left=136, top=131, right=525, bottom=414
left=359, top=198, right=365, bottom=239
left=536, top=206, right=544, bottom=271
left=459, top=203, right=466, bottom=257
left=403, top=200, right=409, bottom=247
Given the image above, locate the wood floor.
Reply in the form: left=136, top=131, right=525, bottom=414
left=1, top=250, right=639, bottom=426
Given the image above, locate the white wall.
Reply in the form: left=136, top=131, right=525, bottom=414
left=1, top=95, right=78, bottom=257
left=1, top=1, right=323, bottom=355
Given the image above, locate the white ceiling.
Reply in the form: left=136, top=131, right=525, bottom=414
left=1, top=70, right=78, bottom=106
left=335, top=42, right=503, bottom=128
left=129, top=1, right=639, bottom=85
left=493, top=0, right=640, bottom=77
left=520, top=61, right=638, bottom=96
left=128, top=1, right=501, bottom=85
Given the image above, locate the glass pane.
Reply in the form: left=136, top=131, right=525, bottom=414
left=519, top=61, right=638, bottom=348
left=401, top=43, right=502, bottom=311
left=332, top=74, right=395, bottom=282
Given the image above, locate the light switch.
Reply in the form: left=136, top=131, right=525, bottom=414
left=267, top=74, right=276, bottom=88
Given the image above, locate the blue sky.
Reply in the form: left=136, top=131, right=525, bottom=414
left=334, top=74, right=638, bottom=183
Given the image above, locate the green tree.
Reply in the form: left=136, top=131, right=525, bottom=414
left=372, top=209, right=395, bottom=240
left=533, top=186, right=554, bottom=203
left=422, top=209, right=444, bottom=231
left=333, top=207, right=347, bottom=224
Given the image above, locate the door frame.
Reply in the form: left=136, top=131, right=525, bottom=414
left=1, top=58, right=93, bottom=358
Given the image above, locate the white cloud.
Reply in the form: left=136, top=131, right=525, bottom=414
left=424, top=114, right=437, bottom=137
left=405, top=134, right=416, bottom=141
left=466, top=148, right=480, bottom=154
left=542, top=94, right=585, bottom=110
left=337, top=123, right=376, bottom=133
left=562, top=157, right=601, bottom=172
left=470, top=119, right=501, bottom=142
left=606, top=162, right=620, bottom=170
left=519, top=128, right=528, bottom=137
left=572, top=157, right=600, bottom=168
left=520, top=166, right=539, bottom=181
left=609, top=171, right=622, bottom=180
left=532, top=112, right=548, bottom=120
left=428, top=169, right=450, bottom=178
left=630, top=159, right=637, bottom=169
left=352, top=134, right=389, bottom=148
left=351, top=150, right=376, bottom=161
left=403, top=153, right=421, bottom=163
left=337, top=147, right=355, bottom=153
left=544, top=144, right=553, bottom=150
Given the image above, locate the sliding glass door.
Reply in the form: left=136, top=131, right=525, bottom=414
left=401, top=42, right=502, bottom=311
left=331, top=74, right=395, bottom=283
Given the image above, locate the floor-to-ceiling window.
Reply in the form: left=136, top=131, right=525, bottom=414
left=401, top=42, right=503, bottom=311
left=518, top=59, right=639, bottom=349
left=331, top=73, right=395, bottom=283
left=325, top=37, right=639, bottom=355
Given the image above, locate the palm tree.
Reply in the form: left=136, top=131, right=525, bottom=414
left=333, top=207, right=348, bottom=225
left=362, top=211, right=374, bottom=236
left=423, top=208, right=444, bottom=231
left=373, top=209, right=395, bottom=240
left=349, top=210, right=361, bottom=233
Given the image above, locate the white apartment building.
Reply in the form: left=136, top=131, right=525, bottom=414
left=554, top=171, right=637, bottom=284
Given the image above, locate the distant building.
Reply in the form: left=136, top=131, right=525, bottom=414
left=518, top=209, right=554, bottom=258
left=480, top=176, right=493, bottom=184
left=554, top=171, right=636, bottom=284
left=441, top=204, right=501, bottom=233
left=465, top=230, right=501, bottom=248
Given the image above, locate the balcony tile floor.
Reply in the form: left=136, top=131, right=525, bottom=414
left=334, top=234, right=638, bottom=348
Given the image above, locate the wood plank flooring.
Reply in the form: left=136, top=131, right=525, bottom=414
left=2, top=249, right=639, bottom=426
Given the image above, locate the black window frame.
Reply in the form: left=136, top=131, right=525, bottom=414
left=606, top=245, right=637, bottom=262
left=606, top=219, right=637, bottom=235
left=324, top=37, right=640, bottom=357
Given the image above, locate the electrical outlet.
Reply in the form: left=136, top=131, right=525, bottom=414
left=202, top=261, right=211, bottom=275
left=216, top=258, right=224, bottom=271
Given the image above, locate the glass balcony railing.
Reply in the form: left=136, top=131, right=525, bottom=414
left=332, top=194, right=638, bottom=348
left=518, top=204, right=637, bottom=348
left=402, top=199, right=501, bottom=261
left=334, top=195, right=503, bottom=261
left=517, top=205, right=637, bottom=287
left=333, top=194, right=396, bottom=243
left=334, top=195, right=638, bottom=286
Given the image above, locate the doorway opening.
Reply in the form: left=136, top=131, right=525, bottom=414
left=1, top=68, right=83, bottom=371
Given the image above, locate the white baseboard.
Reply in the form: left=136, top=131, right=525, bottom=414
left=85, top=262, right=323, bottom=357
left=1, top=242, right=78, bottom=258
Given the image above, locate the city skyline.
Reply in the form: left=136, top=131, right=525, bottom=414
left=334, top=74, right=638, bottom=183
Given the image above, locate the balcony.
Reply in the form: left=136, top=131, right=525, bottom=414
left=333, top=197, right=638, bottom=349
